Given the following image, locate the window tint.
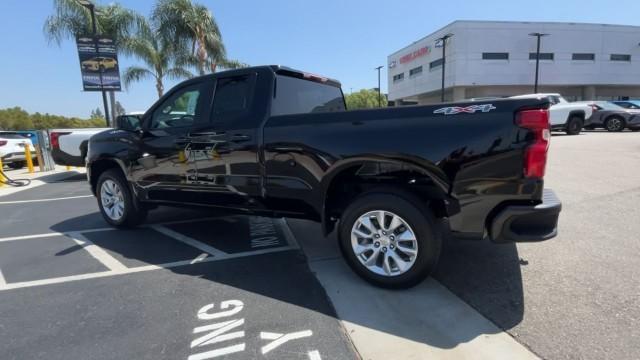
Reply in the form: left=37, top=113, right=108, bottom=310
left=211, top=75, right=254, bottom=125
left=392, top=73, right=404, bottom=82
left=151, top=84, right=201, bottom=129
left=0, top=133, right=25, bottom=139
left=482, top=52, right=509, bottom=60
left=429, top=58, right=443, bottom=69
left=610, top=54, right=631, bottom=62
left=529, top=53, right=554, bottom=60
left=271, top=75, right=345, bottom=116
left=572, top=53, right=595, bottom=61
left=409, top=66, right=423, bottom=76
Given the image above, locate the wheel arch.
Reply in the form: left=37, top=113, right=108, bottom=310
left=89, top=157, right=128, bottom=195
left=320, top=158, right=453, bottom=235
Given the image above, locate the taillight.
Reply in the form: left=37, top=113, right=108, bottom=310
left=50, top=132, right=69, bottom=149
left=516, top=109, right=550, bottom=179
left=0, top=140, right=7, bottom=147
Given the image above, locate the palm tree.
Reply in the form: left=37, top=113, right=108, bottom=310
left=44, top=0, right=145, bottom=45
left=152, top=0, right=239, bottom=75
left=120, top=24, right=194, bottom=98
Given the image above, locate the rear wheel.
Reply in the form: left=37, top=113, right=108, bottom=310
left=565, top=116, right=583, bottom=135
left=338, top=191, right=441, bottom=289
left=96, top=169, right=147, bottom=227
left=604, top=116, right=625, bottom=132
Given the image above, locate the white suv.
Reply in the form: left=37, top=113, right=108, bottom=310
left=510, top=93, right=593, bottom=135
left=0, top=132, right=37, bottom=169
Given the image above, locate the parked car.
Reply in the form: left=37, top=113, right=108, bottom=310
left=0, top=131, right=37, bottom=169
left=510, top=93, right=593, bottom=135
left=50, top=128, right=110, bottom=167
left=611, top=100, right=640, bottom=110
left=576, top=101, right=640, bottom=132
left=87, top=65, right=562, bottom=288
left=81, top=57, right=118, bottom=72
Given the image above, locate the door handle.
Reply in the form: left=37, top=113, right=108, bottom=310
left=189, top=131, right=226, bottom=138
left=230, top=134, right=251, bottom=142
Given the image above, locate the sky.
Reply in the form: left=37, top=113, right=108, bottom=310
left=0, top=0, right=639, bottom=118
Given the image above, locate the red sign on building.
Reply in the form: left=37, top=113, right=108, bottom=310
left=399, top=46, right=431, bottom=64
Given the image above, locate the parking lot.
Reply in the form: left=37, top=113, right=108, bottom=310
left=0, top=130, right=639, bottom=360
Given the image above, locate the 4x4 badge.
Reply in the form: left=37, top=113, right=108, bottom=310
left=434, top=104, right=496, bottom=115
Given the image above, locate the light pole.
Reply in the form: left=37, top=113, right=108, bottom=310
left=78, top=0, right=110, bottom=126
left=436, top=33, right=453, bottom=102
left=529, top=32, right=549, bottom=94
left=375, top=66, right=383, bottom=107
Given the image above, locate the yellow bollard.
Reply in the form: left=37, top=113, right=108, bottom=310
left=25, top=145, right=35, bottom=174
left=0, top=157, right=5, bottom=188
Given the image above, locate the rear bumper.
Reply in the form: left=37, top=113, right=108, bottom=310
left=1, top=152, right=35, bottom=163
left=489, top=189, right=561, bottom=243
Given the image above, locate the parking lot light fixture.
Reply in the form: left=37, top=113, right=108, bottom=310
left=529, top=32, right=550, bottom=93
left=436, top=33, right=454, bottom=102
left=375, top=66, right=383, bottom=107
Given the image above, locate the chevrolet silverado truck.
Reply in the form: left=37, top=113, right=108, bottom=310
left=87, top=65, right=562, bottom=288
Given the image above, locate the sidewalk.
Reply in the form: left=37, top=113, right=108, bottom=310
left=0, top=166, right=86, bottom=197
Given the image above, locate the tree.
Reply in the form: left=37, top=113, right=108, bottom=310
left=0, top=107, right=106, bottom=130
left=90, top=107, right=104, bottom=119
left=152, top=0, right=240, bottom=75
left=120, top=19, right=194, bottom=98
left=345, top=89, right=388, bottom=110
left=44, top=0, right=145, bottom=45
left=114, top=101, right=126, bottom=117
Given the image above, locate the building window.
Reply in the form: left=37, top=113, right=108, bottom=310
left=529, top=52, right=554, bottom=60
left=409, top=66, right=423, bottom=77
left=429, top=58, right=443, bottom=70
left=572, top=53, right=595, bottom=61
left=482, top=52, right=509, bottom=60
left=392, top=73, right=404, bottom=82
left=610, top=54, right=631, bottom=62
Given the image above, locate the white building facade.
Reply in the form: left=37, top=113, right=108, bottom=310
left=387, top=21, right=640, bottom=104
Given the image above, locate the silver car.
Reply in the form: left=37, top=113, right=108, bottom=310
left=577, top=101, right=640, bottom=132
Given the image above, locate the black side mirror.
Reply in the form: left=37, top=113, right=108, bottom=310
left=115, top=115, right=142, bottom=132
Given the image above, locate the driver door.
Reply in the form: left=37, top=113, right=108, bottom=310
left=130, top=81, right=211, bottom=203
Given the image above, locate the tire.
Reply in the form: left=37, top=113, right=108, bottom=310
left=96, top=169, right=147, bottom=228
left=565, top=116, right=583, bottom=135
left=338, top=191, right=442, bottom=289
left=8, top=161, right=25, bottom=169
left=604, top=116, right=625, bottom=132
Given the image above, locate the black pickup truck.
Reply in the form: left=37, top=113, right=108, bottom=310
left=87, top=65, right=561, bottom=288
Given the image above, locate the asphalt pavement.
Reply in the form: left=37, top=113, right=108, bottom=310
left=0, top=178, right=357, bottom=360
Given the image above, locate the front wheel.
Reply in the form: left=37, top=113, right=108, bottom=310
left=565, top=116, right=583, bottom=135
left=96, top=169, right=147, bottom=227
left=604, top=117, right=625, bottom=132
left=338, top=191, right=441, bottom=289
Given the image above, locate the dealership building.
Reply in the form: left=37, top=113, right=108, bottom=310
left=387, top=21, right=640, bottom=105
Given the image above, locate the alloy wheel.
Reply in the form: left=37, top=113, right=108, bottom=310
left=350, top=210, right=418, bottom=277
left=100, top=179, right=125, bottom=221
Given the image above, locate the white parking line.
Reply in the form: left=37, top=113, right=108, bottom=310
left=0, top=195, right=93, bottom=205
left=151, top=225, right=228, bottom=257
left=66, top=231, right=127, bottom=271
left=0, top=245, right=296, bottom=292
left=0, top=268, right=6, bottom=286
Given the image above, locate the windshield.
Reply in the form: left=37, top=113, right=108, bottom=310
left=0, top=133, right=26, bottom=139
left=597, top=102, right=624, bottom=110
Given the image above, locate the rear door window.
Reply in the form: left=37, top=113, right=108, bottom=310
left=211, top=74, right=256, bottom=127
left=271, top=75, right=345, bottom=116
